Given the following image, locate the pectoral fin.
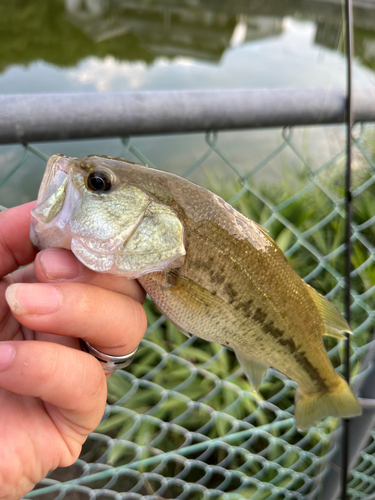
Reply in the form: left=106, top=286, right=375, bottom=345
left=235, top=351, right=269, bottom=391
left=140, top=271, right=235, bottom=345
left=307, top=286, right=352, bottom=339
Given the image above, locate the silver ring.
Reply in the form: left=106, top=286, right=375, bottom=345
left=80, top=339, right=138, bottom=372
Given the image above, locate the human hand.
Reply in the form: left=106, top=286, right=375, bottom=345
left=0, top=202, right=147, bottom=500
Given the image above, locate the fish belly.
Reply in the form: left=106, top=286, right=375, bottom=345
left=138, top=267, right=336, bottom=395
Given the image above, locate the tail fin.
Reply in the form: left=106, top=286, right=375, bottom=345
left=294, top=375, right=361, bottom=431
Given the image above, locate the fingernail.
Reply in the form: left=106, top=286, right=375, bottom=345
left=6, top=284, right=60, bottom=315
left=0, top=343, right=15, bottom=371
left=41, top=249, right=83, bottom=280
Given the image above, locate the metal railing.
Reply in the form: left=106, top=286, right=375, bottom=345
left=2, top=88, right=375, bottom=143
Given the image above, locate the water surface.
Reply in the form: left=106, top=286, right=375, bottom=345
left=1, top=0, right=375, bottom=206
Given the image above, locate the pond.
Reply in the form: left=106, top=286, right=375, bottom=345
left=1, top=0, right=375, bottom=207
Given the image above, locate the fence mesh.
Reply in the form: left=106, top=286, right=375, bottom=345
left=2, top=123, right=375, bottom=499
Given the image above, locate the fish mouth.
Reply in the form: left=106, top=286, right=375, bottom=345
left=30, top=155, right=79, bottom=249
left=38, top=154, right=70, bottom=203
left=31, top=154, right=71, bottom=226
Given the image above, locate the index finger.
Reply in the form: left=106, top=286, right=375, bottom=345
left=0, top=202, right=37, bottom=277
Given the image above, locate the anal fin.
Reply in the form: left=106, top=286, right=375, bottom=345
left=235, top=351, right=269, bottom=392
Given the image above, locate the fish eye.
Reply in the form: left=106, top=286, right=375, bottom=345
left=86, top=171, right=112, bottom=192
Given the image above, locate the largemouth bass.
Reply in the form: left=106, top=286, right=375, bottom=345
left=30, top=154, right=362, bottom=430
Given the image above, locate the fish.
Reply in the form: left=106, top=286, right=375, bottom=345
left=30, top=154, right=362, bottom=431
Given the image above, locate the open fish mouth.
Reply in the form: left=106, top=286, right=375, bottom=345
left=32, top=154, right=71, bottom=224
left=38, top=154, right=70, bottom=205
left=30, top=155, right=79, bottom=250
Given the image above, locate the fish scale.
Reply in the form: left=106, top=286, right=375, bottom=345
left=31, top=154, right=362, bottom=430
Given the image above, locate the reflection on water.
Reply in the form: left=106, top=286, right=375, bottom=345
left=66, top=0, right=238, bottom=60
left=65, top=0, right=283, bottom=61
left=1, top=0, right=375, bottom=207
left=60, top=0, right=375, bottom=74
left=2, top=0, right=375, bottom=76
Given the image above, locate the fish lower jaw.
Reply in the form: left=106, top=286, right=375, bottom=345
left=31, top=218, right=73, bottom=251
left=71, top=238, right=183, bottom=278
left=71, top=238, right=117, bottom=273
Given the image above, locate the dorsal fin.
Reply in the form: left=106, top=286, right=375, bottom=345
left=307, top=286, right=351, bottom=339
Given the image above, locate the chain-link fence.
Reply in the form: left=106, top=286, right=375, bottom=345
left=2, top=117, right=375, bottom=499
